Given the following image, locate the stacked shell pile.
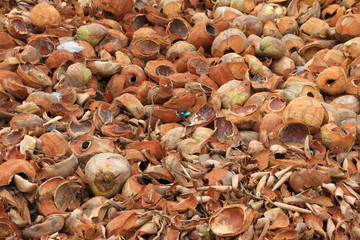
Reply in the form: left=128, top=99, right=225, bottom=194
left=0, top=0, right=359, bottom=239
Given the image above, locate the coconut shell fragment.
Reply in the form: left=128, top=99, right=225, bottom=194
left=41, top=154, right=79, bottom=179
left=316, top=66, right=348, bottom=95
left=22, top=214, right=65, bottom=239
left=29, top=4, right=61, bottom=31
left=289, top=169, right=332, bottom=193
left=39, top=132, right=69, bottom=156
left=277, top=122, right=310, bottom=147
left=0, top=160, right=36, bottom=186
left=282, top=96, right=326, bottom=134
left=209, top=204, right=254, bottom=237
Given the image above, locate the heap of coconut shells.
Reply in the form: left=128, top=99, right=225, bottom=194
left=0, top=0, right=359, bottom=239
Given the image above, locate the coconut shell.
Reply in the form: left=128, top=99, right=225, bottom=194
left=282, top=96, right=326, bottom=134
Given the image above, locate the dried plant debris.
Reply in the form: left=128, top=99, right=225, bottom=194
left=0, top=0, right=359, bottom=239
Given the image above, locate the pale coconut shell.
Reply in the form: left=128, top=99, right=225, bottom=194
left=282, top=96, right=326, bottom=134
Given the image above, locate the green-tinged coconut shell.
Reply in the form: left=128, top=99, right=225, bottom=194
left=256, top=36, right=286, bottom=59
left=85, top=153, right=130, bottom=198
left=76, top=24, right=109, bottom=47
left=217, top=80, right=251, bottom=109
